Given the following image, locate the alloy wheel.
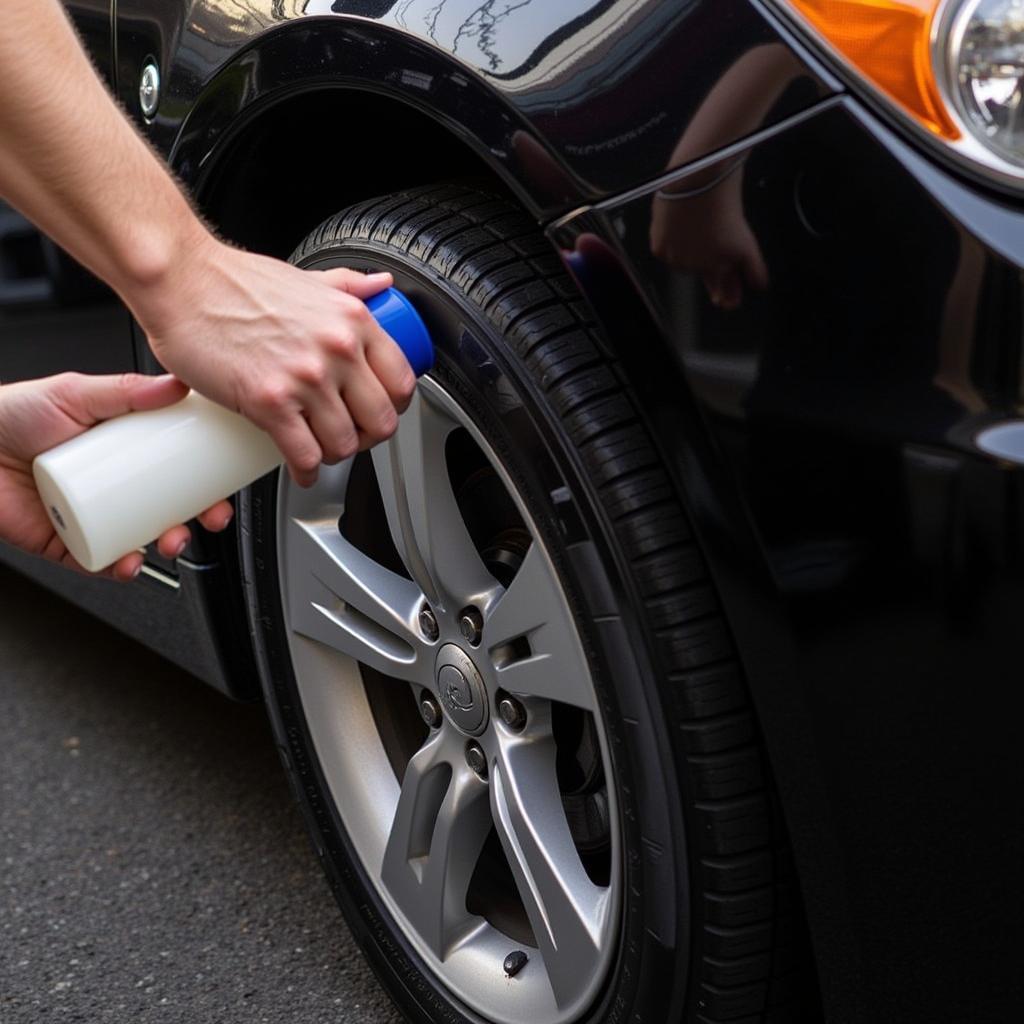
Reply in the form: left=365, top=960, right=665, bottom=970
left=276, top=377, right=621, bottom=1024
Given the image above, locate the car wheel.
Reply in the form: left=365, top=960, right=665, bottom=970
left=240, top=184, right=813, bottom=1023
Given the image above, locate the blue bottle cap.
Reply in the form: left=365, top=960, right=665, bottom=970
left=365, top=287, right=435, bottom=378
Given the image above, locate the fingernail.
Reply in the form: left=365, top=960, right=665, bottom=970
left=220, top=510, right=234, bottom=529
left=131, top=562, right=142, bottom=578
left=367, top=271, right=391, bottom=280
left=174, top=539, right=188, bottom=557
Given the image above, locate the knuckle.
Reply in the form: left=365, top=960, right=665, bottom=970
left=336, top=432, right=359, bottom=460
left=337, top=291, right=369, bottom=318
left=51, top=371, right=81, bottom=396
left=364, top=404, right=398, bottom=442
left=339, top=298, right=374, bottom=331
left=327, top=332, right=358, bottom=360
left=294, top=356, right=327, bottom=386
left=319, top=433, right=349, bottom=465
left=253, top=380, right=290, bottom=412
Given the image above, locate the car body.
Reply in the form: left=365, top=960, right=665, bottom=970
left=1, top=2, right=1021, bottom=1022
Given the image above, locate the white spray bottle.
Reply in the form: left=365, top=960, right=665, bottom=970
left=32, top=288, right=434, bottom=573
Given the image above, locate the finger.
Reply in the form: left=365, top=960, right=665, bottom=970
left=156, top=524, right=192, bottom=560
left=364, top=323, right=417, bottom=413
left=318, top=268, right=393, bottom=299
left=111, top=552, right=144, bottom=582
left=266, top=412, right=323, bottom=487
left=38, top=532, right=107, bottom=578
left=341, top=357, right=400, bottom=448
left=44, top=529, right=137, bottom=580
left=197, top=500, right=234, bottom=533
left=306, top=389, right=360, bottom=465
left=55, top=372, right=187, bottom=426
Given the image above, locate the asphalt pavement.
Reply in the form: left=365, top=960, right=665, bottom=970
left=0, top=564, right=402, bottom=1024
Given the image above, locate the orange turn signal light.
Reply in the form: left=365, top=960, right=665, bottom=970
left=784, top=0, right=959, bottom=140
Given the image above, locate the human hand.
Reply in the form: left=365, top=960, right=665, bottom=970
left=650, top=164, right=768, bottom=310
left=0, top=373, right=233, bottom=580
left=136, top=238, right=417, bottom=487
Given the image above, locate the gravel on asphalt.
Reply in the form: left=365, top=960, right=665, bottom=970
left=0, top=564, right=402, bottom=1024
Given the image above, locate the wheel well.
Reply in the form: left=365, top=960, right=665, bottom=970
left=197, top=89, right=518, bottom=257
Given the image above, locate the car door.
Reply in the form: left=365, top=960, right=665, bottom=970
left=0, top=1, right=135, bottom=384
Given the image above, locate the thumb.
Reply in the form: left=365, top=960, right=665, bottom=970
left=57, top=372, right=187, bottom=427
left=318, top=267, right=393, bottom=299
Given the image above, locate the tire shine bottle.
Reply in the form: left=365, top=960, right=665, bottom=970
left=32, top=288, right=433, bottom=572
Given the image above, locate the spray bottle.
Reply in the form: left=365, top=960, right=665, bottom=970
left=32, top=287, right=433, bottom=573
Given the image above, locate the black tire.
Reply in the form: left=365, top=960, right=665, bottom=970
left=241, top=184, right=816, bottom=1023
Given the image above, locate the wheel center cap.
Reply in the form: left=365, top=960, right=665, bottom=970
left=435, top=644, right=488, bottom=735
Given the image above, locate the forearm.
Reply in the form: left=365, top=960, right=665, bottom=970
left=0, top=1, right=413, bottom=482
left=662, top=44, right=804, bottom=191
left=0, top=0, right=208, bottom=309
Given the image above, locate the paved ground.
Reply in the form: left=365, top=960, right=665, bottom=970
left=0, top=565, right=401, bottom=1024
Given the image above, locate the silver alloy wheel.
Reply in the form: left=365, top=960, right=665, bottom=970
left=276, top=377, right=621, bottom=1024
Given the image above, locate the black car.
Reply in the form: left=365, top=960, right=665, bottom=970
left=2, top=2, right=1021, bottom=1022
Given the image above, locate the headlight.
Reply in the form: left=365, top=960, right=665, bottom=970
left=941, top=0, right=1024, bottom=167
left=777, top=1, right=1024, bottom=186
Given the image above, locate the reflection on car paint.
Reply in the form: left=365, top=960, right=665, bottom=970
left=113, top=0, right=832, bottom=204
left=551, top=96, right=1024, bottom=1019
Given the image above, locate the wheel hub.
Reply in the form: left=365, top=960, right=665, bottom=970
left=435, top=643, right=488, bottom=735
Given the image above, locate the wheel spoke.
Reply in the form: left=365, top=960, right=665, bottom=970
left=285, top=517, right=428, bottom=681
left=381, top=731, right=492, bottom=959
left=491, top=732, right=611, bottom=1010
left=483, top=542, right=595, bottom=711
left=371, top=389, right=497, bottom=611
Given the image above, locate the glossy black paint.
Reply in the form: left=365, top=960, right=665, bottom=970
left=112, top=0, right=833, bottom=215
left=1, top=1, right=1019, bottom=1020
left=552, top=96, right=1024, bottom=1023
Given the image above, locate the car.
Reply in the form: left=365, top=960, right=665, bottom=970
left=2, top=1, right=1022, bottom=1021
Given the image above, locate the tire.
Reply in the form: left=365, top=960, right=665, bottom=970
left=240, top=184, right=816, bottom=1023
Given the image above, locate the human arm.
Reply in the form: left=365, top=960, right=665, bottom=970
left=0, top=0, right=414, bottom=486
left=650, top=45, right=804, bottom=308
left=0, top=374, right=232, bottom=580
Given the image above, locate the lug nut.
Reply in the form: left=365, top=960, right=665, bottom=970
left=419, top=605, right=439, bottom=642
left=458, top=606, right=483, bottom=646
left=498, top=696, right=527, bottom=731
left=465, top=742, right=488, bottom=779
left=419, top=693, right=442, bottom=729
left=503, top=949, right=529, bottom=977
